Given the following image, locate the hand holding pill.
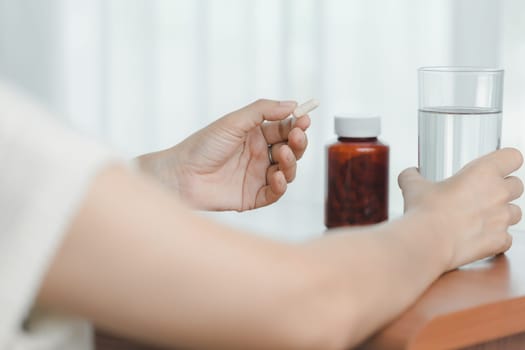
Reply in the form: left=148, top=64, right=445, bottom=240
left=139, top=98, right=319, bottom=211
left=290, top=98, right=319, bottom=128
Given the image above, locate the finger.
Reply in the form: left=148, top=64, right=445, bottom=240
left=477, top=148, right=524, bottom=177
left=261, top=114, right=311, bottom=144
left=225, top=99, right=298, bottom=134
left=479, top=231, right=513, bottom=258
left=270, top=143, right=297, bottom=182
left=265, top=164, right=280, bottom=184
left=256, top=169, right=287, bottom=208
left=509, top=203, right=522, bottom=225
left=291, top=114, right=311, bottom=131
left=504, top=176, right=524, bottom=201
left=262, top=117, right=293, bottom=144
left=287, top=128, right=308, bottom=160
left=398, top=167, right=426, bottom=191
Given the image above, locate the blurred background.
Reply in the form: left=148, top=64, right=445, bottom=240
left=0, top=0, right=524, bottom=239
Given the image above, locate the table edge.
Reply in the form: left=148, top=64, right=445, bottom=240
left=408, top=296, right=525, bottom=349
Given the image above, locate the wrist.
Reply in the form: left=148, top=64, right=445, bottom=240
left=396, top=209, right=452, bottom=275
left=136, top=147, right=183, bottom=197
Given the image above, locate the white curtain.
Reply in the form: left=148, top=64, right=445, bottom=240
left=1, top=0, right=524, bottom=238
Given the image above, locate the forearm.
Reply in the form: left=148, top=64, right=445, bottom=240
left=37, top=165, right=448, bottom=350
left=299, top=213, right=447, bottom=347
left=36, top=165, right=340, bottom=349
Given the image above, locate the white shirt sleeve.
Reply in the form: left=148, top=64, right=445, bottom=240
left=0, top=81, right=118, bottom=350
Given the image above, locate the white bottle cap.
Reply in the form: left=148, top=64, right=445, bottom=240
left=334, top=114, right=381, bottom=138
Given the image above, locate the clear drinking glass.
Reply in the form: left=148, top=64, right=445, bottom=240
left=418, top=67, right=504, bottom=181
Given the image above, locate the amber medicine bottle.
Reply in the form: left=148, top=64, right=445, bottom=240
left=325, top=115, right=389, bottom=228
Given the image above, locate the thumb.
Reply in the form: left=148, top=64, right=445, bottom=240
left=398, top=167, right=426, bottom=192
left=223, top=99, right=297, bottom=133
left=398, top=167, right=431, bottom=212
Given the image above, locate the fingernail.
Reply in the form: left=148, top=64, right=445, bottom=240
left=279, top=100, right=297, bottom=109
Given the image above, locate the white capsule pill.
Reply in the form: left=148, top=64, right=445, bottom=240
left=293, top=98, right=320, bottom=117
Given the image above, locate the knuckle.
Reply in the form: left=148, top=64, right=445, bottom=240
left=510, top=204, right=522, bottom=223
left=495, top=185, right=509, bottom=203
left=505, top=177, right=524, bottom=200
left=516, top=178, right=524, bottom=196
left=506, top=147, right=524, bottom=167
left=501, top=209, right=512, bottom=224
left=515, top=206, right=523, bottom=223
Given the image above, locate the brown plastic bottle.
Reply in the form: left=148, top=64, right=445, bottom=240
left=325, top=115, right=389, bottom=228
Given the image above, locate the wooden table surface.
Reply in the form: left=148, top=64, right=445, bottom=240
left=358, top=232, right=525, bottom=350
left=96, top=232, right=525, bottom=350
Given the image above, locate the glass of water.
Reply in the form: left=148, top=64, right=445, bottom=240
left=418, top=67, right=504, bottom=181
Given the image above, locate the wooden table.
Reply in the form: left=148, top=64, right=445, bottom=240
left=359, top=232, right=525, bottom=350
left=96, top=232, right=525, bottom=350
